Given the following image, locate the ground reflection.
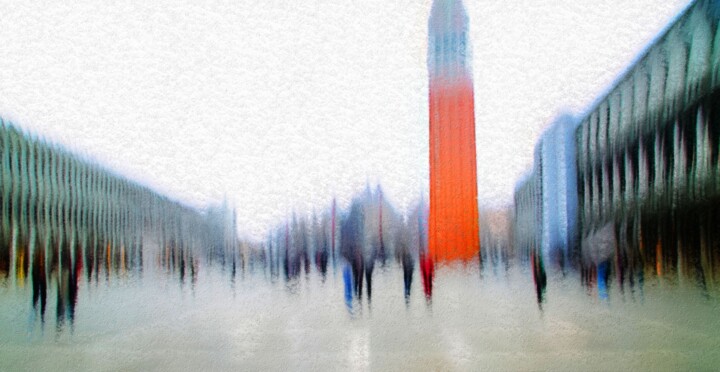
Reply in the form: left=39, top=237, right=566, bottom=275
left=3, top=201, right=720, bottom=333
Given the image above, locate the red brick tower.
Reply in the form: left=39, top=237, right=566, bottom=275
left=428, top=0, right=480, bottom=262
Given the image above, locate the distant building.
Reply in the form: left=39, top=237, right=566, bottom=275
left=513, top=114, right=580, bottom=270
left=513, top=171, right=540, bottom=262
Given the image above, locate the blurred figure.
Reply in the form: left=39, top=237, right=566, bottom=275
left=343, top=263, right=354, bottom=314
left=402, top=252, right=414, bottom=305
left=420, top=253, right=434, bottom=301
left=531, top=247, right=546, bottom=309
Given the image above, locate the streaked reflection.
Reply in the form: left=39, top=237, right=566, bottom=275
left=1, top=125, right=720, bottom=370
left=1, top=0, right=720, bottom=368
left=3, top=177, right=720, bottom=330
left=1, top=141, right=719, bottom=343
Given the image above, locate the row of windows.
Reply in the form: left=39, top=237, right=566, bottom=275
left=579, top=92, right=720, bottom=220
left=579, top=2, right=720, bottom=175
left=0, top=120, right=209, bottom=244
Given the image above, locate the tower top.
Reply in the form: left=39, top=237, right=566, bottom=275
left=428, top=0, right=471, bottom=80
left=428, top=0, right=469, bottom=34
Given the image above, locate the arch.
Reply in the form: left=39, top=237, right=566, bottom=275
left=620, top=80, right=635, bottom=146
left=710, top=2, right=720, bottom=88
left=685, top=7, right=712, bottom=105
left=663, top=28, right=688, bottom=122
left=608, top=92, right=621, bottom=156
left=633, top=65, right=650, bottom=136
left=647, top=48, right=668, bottom=127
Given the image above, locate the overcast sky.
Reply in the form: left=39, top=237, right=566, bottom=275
left=0, top=0, right=691, bottom=239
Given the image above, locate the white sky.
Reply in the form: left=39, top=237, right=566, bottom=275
left=0, top=0, right=691, bottom=240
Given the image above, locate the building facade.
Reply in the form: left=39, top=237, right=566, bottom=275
left=513, top=115, right=580, bottom=271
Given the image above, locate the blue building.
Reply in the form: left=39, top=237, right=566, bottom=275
left=513, top=114, right=580, bottom=271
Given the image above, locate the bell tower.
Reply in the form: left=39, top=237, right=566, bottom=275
left=427, top=0, right=480, bottom=262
